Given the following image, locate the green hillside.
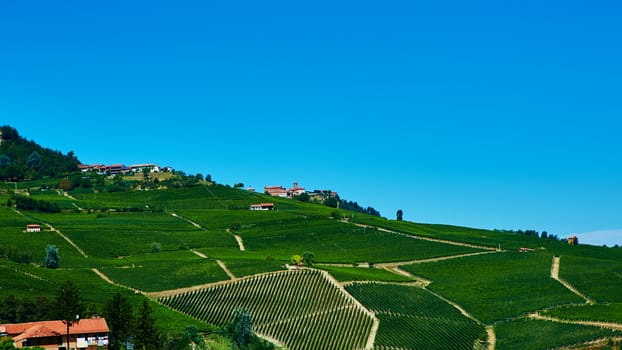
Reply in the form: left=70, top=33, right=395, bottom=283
left=1, top=130, right=621, bottom=349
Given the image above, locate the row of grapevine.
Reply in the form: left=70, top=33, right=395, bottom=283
left=346, top=283, right=465, bottom=319
left=347, top=282, right=486, bottom=350
left=159, top=269, right=374, bottom=349
left=374, top=314, right=485, bottom=350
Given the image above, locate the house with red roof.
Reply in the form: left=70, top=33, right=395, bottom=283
left=250, top=203, right=275, bottom=211
left=287, top=182, right=306, bottom=197
left=0, top=318, right=109, bottom=349
left=264, top=186, right=288, bottom=198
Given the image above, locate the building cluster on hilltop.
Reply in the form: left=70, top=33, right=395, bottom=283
left=78, top=163, right=173, bottom=175
left=254, top=182, right=338, bottom=200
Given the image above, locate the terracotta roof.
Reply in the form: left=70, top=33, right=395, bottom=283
left=251, top=203, right=274, bottom=207
left=2, top=318, right=109, bottom=341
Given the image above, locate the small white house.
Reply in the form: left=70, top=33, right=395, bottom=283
left=250, top=203, right=275, bottom=211
left=26, top=224, right=41, bottom=232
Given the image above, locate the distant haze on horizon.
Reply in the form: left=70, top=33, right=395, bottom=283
left=1, top=1, right=621, bottom=244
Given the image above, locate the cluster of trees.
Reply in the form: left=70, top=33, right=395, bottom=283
left=496, top=229, right=562, bottom=241
left=323, top=197, right=381, bottom=217
left=290, top=251, right=315, bottom=267
left=8, top=195, right=60, bottom=213
left=0, top=126, right=80, bottom=181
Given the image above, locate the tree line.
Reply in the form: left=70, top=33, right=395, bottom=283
left=0, top=126, right=80, bottom=181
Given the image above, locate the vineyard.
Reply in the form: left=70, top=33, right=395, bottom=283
left=494, top=318, right=622, bottom=350
left=159, top=269, right=375, bottom=350
left=346, top=283, right=486, bottom=350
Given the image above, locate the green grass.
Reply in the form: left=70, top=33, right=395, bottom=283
left=346, top=283, right=486, bottom=350
left=560, top=255, right=622, bottom=303
left=401, top=251, right=584, bottom=323
left=542, top=303, right=622, bottom=324
left=100, top=250, right=230, bottom=292
left=320, top=266, right=413, bottom=283
left=495, top=318, right=622, bottom=350
left=0, top=205, right=88, bottom=267
left=28, top=211, right=230, bottom=259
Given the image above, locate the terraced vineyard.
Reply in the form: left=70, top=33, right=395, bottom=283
left=158, top=269, right=374, bottom=350
left=346, top=283, right=486, bottom=350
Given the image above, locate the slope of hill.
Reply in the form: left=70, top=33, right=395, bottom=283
left=1, top=128, right=621, bottom=349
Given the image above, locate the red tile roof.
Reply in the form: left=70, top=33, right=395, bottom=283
left=2, top=318, right=109, bottom=341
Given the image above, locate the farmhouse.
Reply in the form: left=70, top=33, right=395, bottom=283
left=287, top=182, right=306, bottom=197
left=264, top=186, right=288, bottom=198
left=568, top=235, right=579, bottom=245
left=250, top=203, right=275, bottom=211
left=0, top=318, right=109, bottom=350
left=26, top=224, right=41, bottom=233
left=105, top=164, right=126, bottom=175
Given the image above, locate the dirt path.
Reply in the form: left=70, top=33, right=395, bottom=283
left=234, top=234, right=246, bottom=251
left=46, top=223, right=89, bottom=258
left=72, top=203, right=86, bottom=212
left=11, top=208, right=88, bottom=258
left=58, top=190, right=77, bottom=200
left=92, top=268, right=143, bottom=294
left=528, top=312, right=622, bottom=331
left=191, top=249, right=208, bottom=259
left=317, top=270, right=378, bottom=350
left=216, top=259, right=237, bottom=280
left=348, top=222, right=499, bottom=251
left=486, top=326, right=496, bottom=350
left=551, top=256, right=594, bottom=304
left=170, top=213, right=206, bottom=230
left=147, top=269, right=294, bottom=298
left=377, top=250, right=498, bottom=269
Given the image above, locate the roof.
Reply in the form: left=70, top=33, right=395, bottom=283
left=130, top=163, right=157, bottom=168
left=2, top=318, right=109, bottom=341
left=251, top=203, right=274, bottom=207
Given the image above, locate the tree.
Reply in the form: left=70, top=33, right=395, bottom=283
left=26, top=151, right=42, bottom=170
left=231, top=307, right=253, bottom=348
left=396, top=209, right=403, bottom=221
left=297, top=192, right=310, bottom=202
left=302, top=251, right=315, bottom=266
left=324, top=197, right=338, bottom=208
left=290, top=255, right=303, bottom=266
left=134, top=300, right=160, bottom=350
left=55, top=280, right=84, bottom=350
left=45, top=245, right=60, bottom=269
left=104, top=292, right=134, bottom=350
left=0, top=154, right=9, bottom=168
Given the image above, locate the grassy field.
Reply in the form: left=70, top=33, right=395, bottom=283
left=240, top=219, right=482, bottom=263
left=542, top=303, right=622, bottom=324
left=401, top=251, right=584, bottom=323
left=560, top=255, right=622, bottom=303
left=319, top=266, right=414, bottom=283
left=100, top=250, right=231, bottom=292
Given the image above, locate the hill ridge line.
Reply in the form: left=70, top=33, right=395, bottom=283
left=345, top=221, right=499, bottom=251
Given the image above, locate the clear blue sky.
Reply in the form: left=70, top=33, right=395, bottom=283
left=1, top=1, right=621, bottom=245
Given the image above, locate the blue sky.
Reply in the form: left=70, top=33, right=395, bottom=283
left=1, top=1, right=621, bottom=245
